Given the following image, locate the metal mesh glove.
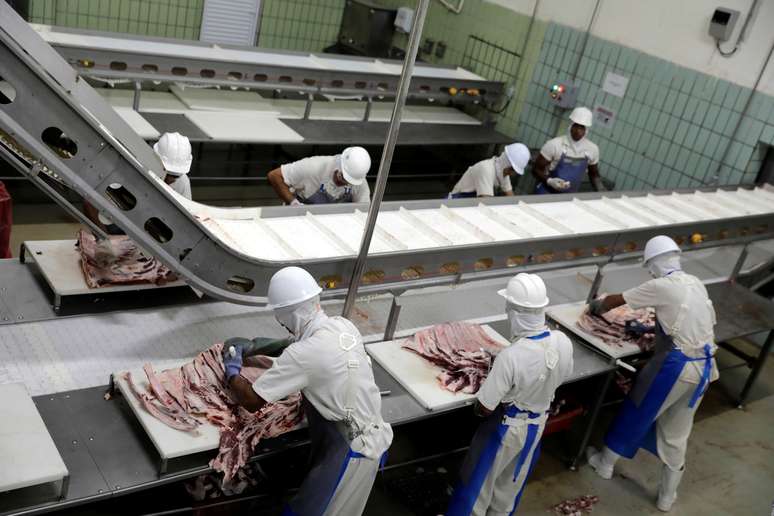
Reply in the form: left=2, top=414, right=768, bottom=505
left=547, top=177, right=571, bottom=191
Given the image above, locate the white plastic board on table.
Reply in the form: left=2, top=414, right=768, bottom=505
left=113, top=107, right=160, bottom=139
left=169, top=85, right=279, bottom=113
left=547, top=301, right=641, bottom=359
left=184, top=111, right=304, bottom=143
left=366, top=324, right=510, bottom=411
left=0, top=383, right=68, bottom=493
left=98, top=89, right=189, bottom=113
left=22, top=240, right=186, bottom=296
left=114, top=363, right=221, bottom=459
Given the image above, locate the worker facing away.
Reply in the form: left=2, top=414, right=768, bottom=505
left=84, top=132, right=194, bottom=265
left=449, top=143, right=531, bottom=199
left=585, top=235, right=718, bottom=512
left=447, top=273, right=574, bottom=516
left=223, top=266, right=392, bottom=515
left=267, top=146, right=371, bottom=205
left=532, top=107, right=605, bottom=194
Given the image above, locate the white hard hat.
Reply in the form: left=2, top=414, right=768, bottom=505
left=642, top=235, right=681, bottom=264
left=267, top=266, right=322, bottom=309
left=497, top=273, right=549, bottom=309
left=153, top=132, right=192, bottom=176
left=339, top=146, right=371, bottom=186
left=569, top=107, right=593, bottom=127
left=504, top=143, right=530, bottom=175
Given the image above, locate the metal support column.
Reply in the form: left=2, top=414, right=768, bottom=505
left=383, top=291, right=405, bottom=341
left=342, top=0, right=430, bottom=317
left=730, top=244, right=749, bottom=281
left=132, top=81, right=141, bottom=111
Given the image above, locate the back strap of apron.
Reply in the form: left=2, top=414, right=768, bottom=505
left=685, top=344, right=713, bottom=408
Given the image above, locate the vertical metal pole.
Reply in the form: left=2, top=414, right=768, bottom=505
left=132, top=80, right=141, bottom=111
left=342, top=0, right=429, bottom=317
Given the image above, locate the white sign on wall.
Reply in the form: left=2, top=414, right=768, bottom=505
left=594, top=105, right=616, bottom=129
left=602, top=72, right=629, bottom=98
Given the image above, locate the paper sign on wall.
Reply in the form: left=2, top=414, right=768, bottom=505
left=594, top=105, right=616, bottom=129
left=602, top=72, right=629, bottom=98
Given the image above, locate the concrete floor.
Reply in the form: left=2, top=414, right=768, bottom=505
left=6, top=206, right=774, bottom=516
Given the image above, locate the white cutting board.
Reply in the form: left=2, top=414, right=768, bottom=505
left=547, top=301, right=641, bottom=359
left=23, top=240, right=186, bottom=296
left=0, top=383, right=68, bottom=493
left=184, top=111, right=304, bottom=143
left=114, top=362, right=221, bottom=459
left=113, top=107, right=160, bottom=139
left=366, top=324, right=510, bottom=411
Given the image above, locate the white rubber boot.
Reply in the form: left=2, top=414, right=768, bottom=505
left=656, top=465, right=684, bottom=512
left=586, top=446, right=619, bottom=480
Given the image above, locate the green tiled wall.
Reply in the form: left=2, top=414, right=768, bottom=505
left=518, top=23, right=774, bottom=190
left=257, top=0, right=343, bottom=51
left=26, top=0, right=203, bottom=40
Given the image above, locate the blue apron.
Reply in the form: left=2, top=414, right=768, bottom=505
left=604, top=321, right=713, bottom=459
left=535, top=153, right=588, bottom=194
left=447, top=332, right=550, bottom=516
left=283, top=398, right=385, bottom=516
left=299, top=184, right=353, bottom=204
left=449, top=191, right=477, bottom=199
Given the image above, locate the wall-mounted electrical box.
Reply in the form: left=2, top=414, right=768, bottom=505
left=548, top=80, right=578, bottom=108
left=395, top=7, right=414, bottom=33
left=709, top=7, right=740, bottom=42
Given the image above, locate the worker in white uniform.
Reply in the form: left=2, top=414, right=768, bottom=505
left=532, top=107, right=605, bottom=194
left=267, top=146, right=371, bottom=205
left=447, top=273, right=574, bottom=516
left=585, top=235, right=718, bottom=512
left=223, top=266, right=392, bottom=515
left=449, top=143, right=531, bottom=199
left=84, top=132, right=194, bottom=264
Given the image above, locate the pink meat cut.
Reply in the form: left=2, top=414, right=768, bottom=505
left=401, top=322, right=505, bottom=394
left=77, top=229, right=178, bottom=288
left=576, top=304, right=655, bottom=351
left=123, top=344, right=303, bottom=482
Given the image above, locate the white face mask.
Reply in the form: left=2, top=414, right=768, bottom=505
left=646, top=252, right=682, bottom=278
left=507, top=303, right=547, bottom=340
left=274, top=297, right=321, bottom=338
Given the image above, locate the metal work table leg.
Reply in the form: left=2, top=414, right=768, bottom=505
left=60, top=474, right=70, bottom=500
left=383, top=293, right=404, bottom=342
left=737, top=329, right=774, bottom=408
left=569, top=368, right=614, bottom=470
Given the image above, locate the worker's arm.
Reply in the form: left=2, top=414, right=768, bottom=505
left=532, top=153, right=551, bottom=183
left=503, top=190, right=515, bottom=197
left=589, top=164, right=606, bottom=191
left=228, top=375, right=268, bottom=413
left=474, top=400, right=493, bottom=417
left=589, top=293, right=626, bottom=315
left=267, top=167, right=297, bottom=205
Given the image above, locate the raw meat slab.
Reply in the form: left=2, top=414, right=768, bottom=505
left=366, top=324, right=510, bottom=411
left=547, top=301, right=642, bottom=359
left=114, top=361, right=222, bottom=459
left=0, top=383, right=68, bottom=493
left=23, top=240, right=186, bottom=296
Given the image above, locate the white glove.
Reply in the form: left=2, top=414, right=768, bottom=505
left=289, top=199, right=303, bottom=206
left=547, top=177, right=571, bottom=191
left=94, top=237, right=118, bottom=267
